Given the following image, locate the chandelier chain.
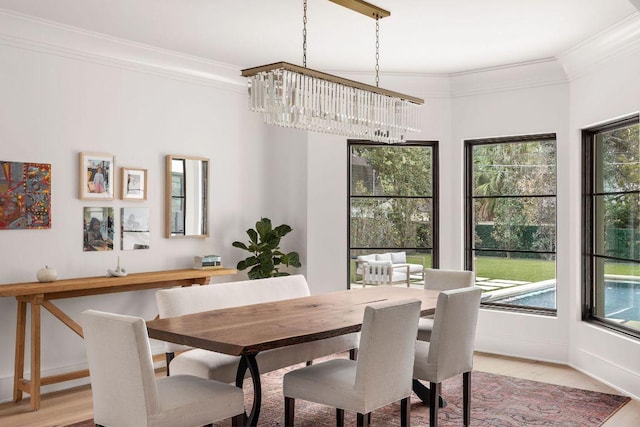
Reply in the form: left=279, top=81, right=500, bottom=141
left=375, top=18, right=380, bottom=87
left=242, top=1, right=423, bottom=143
left=303, top=0, right=307, bottom=67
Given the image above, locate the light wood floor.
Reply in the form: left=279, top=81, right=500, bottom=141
left=1, top=352, right=638, bottom=427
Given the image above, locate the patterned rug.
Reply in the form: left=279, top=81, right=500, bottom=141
left=67, top=363, right=630, bottom=427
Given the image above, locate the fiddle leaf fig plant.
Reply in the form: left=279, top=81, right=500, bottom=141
left=232, top=217, right=301, bottom=279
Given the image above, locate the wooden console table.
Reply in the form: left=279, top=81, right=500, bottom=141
left=0, top=267, right=236, bottom=411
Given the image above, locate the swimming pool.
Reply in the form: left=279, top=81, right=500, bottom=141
left=495, top=286, right=555, bottom=309
left=491, top=280, right=640, bottom=321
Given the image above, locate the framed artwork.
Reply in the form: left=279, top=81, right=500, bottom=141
left=83, top=207, right=114, bottom=251
left=0, top=161, right=51, bottom=230
left=121, top=207, right=150, bottom=250
left=121, top=167, right=147, bottom=200
left=79, top=152, right=114, bottom=200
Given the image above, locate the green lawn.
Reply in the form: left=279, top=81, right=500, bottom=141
left=475, top=257, right=555, bottom=283
left=351, top=254, right=640, bottom=285
left=476, top=256, right=640, bottom=283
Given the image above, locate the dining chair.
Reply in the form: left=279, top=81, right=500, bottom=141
left=81, top=309, right=245, bottom=427
left=283, top=298, right=422, bottom=427
left=418, top=269, right=475, bottom=342
left=413, top=287, right=482, bottom=427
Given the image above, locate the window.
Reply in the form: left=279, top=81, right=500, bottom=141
left=348, top=141, right=438, bottom=287
left=465, top=134, right=557, bottom=313
left=583, top=115, right=640, bottom=338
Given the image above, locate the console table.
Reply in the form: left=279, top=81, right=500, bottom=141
left=0, top=267, right=237, bottom=411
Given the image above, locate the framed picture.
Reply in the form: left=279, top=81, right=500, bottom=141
left=79, top=153, right=114, bottom=200
left=121, top=207, right=150, bottom=250
left=0, top=161, right=52, bottom=229
left=121, top=167, right=147, bottom=200
left=83, top=206, right=114, bottom=251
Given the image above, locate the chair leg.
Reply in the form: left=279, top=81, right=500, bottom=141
left=336, top=408, right=345, bottom=427
left=165, top=352, right=174, bottom=376
left=401, top=397, right=411, bottom=427
left=429, top=382, right=441, bottom=427
left=463, top=371, right=471, bottom=427
left=357, top=412, right=370, bottom=427
left=349, top=348, right=358, bottom=360
left=285, top=396, right=295, bottom=426
left=231, top=414, right=244, bottom=427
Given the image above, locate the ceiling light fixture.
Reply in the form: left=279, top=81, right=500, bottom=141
left=241, top=0, right=423, bottom=143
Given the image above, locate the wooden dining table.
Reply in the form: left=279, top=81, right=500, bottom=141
left=146, top=286, right=440, bottom=426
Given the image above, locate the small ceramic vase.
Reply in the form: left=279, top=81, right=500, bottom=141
left=37, top=266, right=58, bottom=283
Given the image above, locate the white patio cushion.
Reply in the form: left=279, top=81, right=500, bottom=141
left=390, top=251, right=407, bottom=263
left=356, top=254, right=377, bottom=274
left=407, top=263, right=424, bottom=274
left=375, top=252, right=393, bottom=262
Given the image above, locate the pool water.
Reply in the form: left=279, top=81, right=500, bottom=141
left=493, top=280, right=640, bottom=321
left=498, top=287, right=555, bottom=309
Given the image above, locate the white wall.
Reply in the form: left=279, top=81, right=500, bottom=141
left=1, top=8, right=640, bottom=405
left=305, top=74, right=453, bottom=295
left=450, top=61, right=572, bottom=363
left=0, top=11, right=277, bottom=401
left=562, top=19, right=640, bottom=399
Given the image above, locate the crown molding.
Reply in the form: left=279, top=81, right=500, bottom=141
left=0, top=9, right=247, bottom=93
left=2, top=7, right=637, bottom=100
left=334, top=70, right=453, bottom=99
left=557, top=13, right=640, bottom=81
left=449, top=58, right=568, bottom=98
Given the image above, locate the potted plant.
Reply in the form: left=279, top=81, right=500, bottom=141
left=232, top=217, right=301, bottom=279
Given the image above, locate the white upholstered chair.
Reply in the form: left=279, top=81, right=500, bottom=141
left=418, top=269, right=475, bottom=342
left=81, top=309, right=245, bottom=427
left=413, top=287, right=482, bottom=427
left=283, top=299, right=422, bottom=427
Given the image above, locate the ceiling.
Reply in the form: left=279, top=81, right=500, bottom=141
left=0, top=0, right=638, bottom=74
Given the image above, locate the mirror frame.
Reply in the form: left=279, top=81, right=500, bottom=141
left=165, top=154, right=209, bottom=238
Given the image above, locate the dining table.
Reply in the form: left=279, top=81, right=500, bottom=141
left=146, top=285, right=440, bottom=426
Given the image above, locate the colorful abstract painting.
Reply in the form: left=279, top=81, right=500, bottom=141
left=0, top=161, right=51, bottom=230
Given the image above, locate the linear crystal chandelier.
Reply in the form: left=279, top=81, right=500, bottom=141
left=241, top=0, right=423, bottom=144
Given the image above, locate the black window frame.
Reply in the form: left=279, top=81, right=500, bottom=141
left=464, top=133, right=558, bottom=314
left=347, top=140, right=440, bottom=288
left=582, top=114, right=640, bottom=340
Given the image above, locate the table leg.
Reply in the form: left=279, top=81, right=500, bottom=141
left=30, top=302, right=41, bottom=411
left=235, top=354, right=262, bottom=427
left=412, top=379, right=446, bottom=408
left=13, top=299, right=27, bottom=403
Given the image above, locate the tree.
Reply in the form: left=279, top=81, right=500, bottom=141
left=472, top=140, right=556, bottom=257
left=351, top=145, right=433, bottom=250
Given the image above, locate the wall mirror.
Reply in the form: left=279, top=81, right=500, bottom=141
left=165, top=155, right=209, bottom=238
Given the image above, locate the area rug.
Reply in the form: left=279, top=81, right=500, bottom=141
left=67, top=364, right=629, bottom=427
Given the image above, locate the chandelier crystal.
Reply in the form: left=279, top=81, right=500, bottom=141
left=241, top=0, right=423, bottom=144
